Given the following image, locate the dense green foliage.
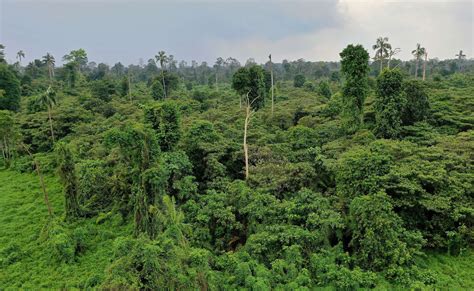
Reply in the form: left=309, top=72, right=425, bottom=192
left=0, top=44, right=473, bottom=289
left=340, top=44, right=370, bottom=132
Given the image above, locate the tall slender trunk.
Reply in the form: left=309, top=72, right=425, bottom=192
left=160, top=63, right=167, bottom=99
left=47, top=106, right=55, bottom=143
left=422, top=52, right=427, bottom=81
left=270, top=61, right=274, bottom=116
left=215, top=69, right=219, bottom=91
left=243, top=104, right=250, bottom=180
left=48, top=65, right=53, bottom=82
left=387, top=57, right=391, bottom=69
left=379, top=55, right=383, bottom=73
left=128, top=73, right=132, bottom=101
left=414, top=58, right=419, bottom=78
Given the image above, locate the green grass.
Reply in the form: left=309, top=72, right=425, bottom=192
left=0, top=169, right=472, bottom=289
left=0, top=170, right=131, bottom=288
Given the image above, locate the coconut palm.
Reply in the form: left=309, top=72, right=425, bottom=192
left=42, top=53, right=55, bottom=82
left=16, top=50, right=25, bottom=65
left=411, top=44, right=426, bottom=78
left=155, top=51, right=168, bottom=99
left=372, top=37, right=391, bottom=73
left=36, top=86, right=57, bottom=143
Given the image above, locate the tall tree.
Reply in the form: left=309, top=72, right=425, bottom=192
left=63, top=48, right=88, bottom=73
left=339, top=44, right=370, bottom=132
left=16, top=50, right=25, bottom=65
left=422, top=51, right=428, bottom=81
left=232, top=65, right=266, bottom=179
left=214, top=57, right=225, bottom=91
left=42, top=53, right=55, bottom=82
left=374, top=69, right=405, bottom=138
left=269, top=54, right=275, bottom=116
left=156, top=51, right=168, bottom=98
left=411, top=43, right=426, bottom=78
left=372, top=37, right=391, bottom=73
left=36, top=86, right=57, bottom=143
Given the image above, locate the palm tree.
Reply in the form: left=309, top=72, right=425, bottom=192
left=36, top=86, right=57, bottom=143
left=387, top=47, right=401, bottom=69
left=42, top=53, right=55, bottom=82
left=155, top=51, right=168, bottom=99
left=372, top=37, right=391, bottom=73
left=16, top=50, right=25, bottom=65
left=411, top=44, right=426, bottom=78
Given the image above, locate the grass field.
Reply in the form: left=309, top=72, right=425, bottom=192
left=0, top=169, right=472, bottom=289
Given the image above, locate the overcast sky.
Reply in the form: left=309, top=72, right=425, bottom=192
left=0, top=0, right=472, bottom=65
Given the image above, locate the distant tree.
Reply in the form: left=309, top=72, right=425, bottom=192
left=42, top=53, right=55, bottom=82
left=372, top=37, right=391, bottom=73
left=0, top=44, right=5, bottom=63
left=214, top=57, right=225, bottom=91
left=268, top=54, right=275, bottom=115
left=293, top=74, right=306, bottom=88
left=374, top=69, right=406, bottom=138
left=63, top=48, right=88, bottom=72
left=422, top=51, right=428, bottom=81
left=36, top=85, right=58, bottom=143
left=387, top=47, right=401, bottom=69
left=56, top=142, right=80, bottom=220
left=411, top=44, right=426, bottom=78
left=155, top=51, right=168, bottom=98
left=16, top=50, right=25, bottom=65
left=0, top=64, right=21, bottom=111
left=339, top=44, right=370, bottom=132
left=455, top=50, right=466, bottom=72
left=401, top=80, right=430, bottom=125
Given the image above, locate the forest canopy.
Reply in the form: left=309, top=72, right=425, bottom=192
left=0, top=40, right=473, bottom=289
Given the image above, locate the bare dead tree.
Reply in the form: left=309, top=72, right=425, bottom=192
left=243, top=91, right=258, bottom=180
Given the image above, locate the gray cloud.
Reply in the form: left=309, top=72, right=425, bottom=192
left=0, top=0, right=472, bottom=65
